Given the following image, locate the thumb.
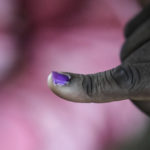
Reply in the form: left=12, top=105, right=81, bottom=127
left=47, top=64, right=138, bottom=103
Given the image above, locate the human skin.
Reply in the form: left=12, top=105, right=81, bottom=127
left=121, top=4, right=150, bottom=116
left=48, top=4, right=150, bottom=116
left=138, top=0, right=150, bottom=7
left=0, top=0, right=148, bottom=150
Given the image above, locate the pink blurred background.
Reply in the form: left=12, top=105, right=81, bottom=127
left=0, top=0, right=149, bottom=150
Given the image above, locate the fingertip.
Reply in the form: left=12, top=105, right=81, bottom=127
left=47, top=71, right=73, bottom=97
left=47, top=72, right=52, bottom=86
left=47, top=71, right=88, bottom=103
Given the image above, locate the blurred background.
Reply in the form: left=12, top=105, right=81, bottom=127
left=0, top=0, right=150, bottom=150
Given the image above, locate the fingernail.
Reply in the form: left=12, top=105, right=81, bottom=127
left=51, top=71, right=70, bottom=85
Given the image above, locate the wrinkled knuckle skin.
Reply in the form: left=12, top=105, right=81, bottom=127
left=81, top=65, right=141, bottom=101
left=111, top=66, right=131, bottom=88
left=81, top=65, right=136, bottom=98
left=111, top=65, right=140, bottom=90
left=82, top=74, right=95, bottom=97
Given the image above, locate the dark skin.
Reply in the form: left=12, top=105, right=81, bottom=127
left=48, top=4, right=150, bottom=116
left=138, top=0, right=150, bottom=7
left=121, top=4, right=150, bottom=116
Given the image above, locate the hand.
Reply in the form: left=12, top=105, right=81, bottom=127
left=121, top=4, right=150, bottom=116
left=48, top=5, right=150, bottom=116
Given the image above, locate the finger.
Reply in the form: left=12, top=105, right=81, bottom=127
left=132, top=100, right=150, bottom=116
left=47, top=64, right=141, bottom=103
left=138, top=0, right=150, bottom=7
left=124, top=4, right=150, bottom=38
left=121, top=18, right=150, bottom=62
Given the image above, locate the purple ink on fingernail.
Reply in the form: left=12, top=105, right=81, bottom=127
left=52, top=71, right=70, bottom=85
